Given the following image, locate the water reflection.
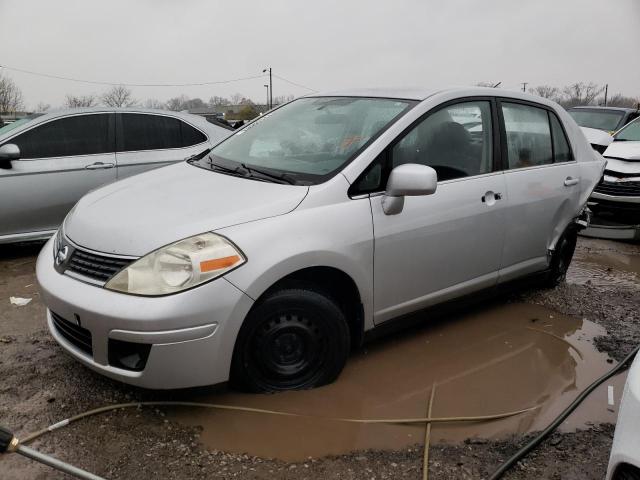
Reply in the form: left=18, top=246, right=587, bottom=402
left=171, top=303, right=616, bottom=461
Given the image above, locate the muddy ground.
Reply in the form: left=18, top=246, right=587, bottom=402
left=0, top=237, right=638, bottom=479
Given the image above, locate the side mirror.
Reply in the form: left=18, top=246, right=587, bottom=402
left=382, top=163, right=437, bottom=215
left=0, top=144, right=20, bottom=169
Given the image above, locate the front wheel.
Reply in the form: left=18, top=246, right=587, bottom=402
left=231, top=288, right=350, bottom=392
left=544, top=228, right=577, bottom=288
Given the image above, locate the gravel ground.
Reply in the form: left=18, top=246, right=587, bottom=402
left=0, top=237, right=638, bottom=479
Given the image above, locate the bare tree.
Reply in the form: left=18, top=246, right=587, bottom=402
left=273, top=94, right=295, bottom=105
left=64, top=94, right=97, bottom=108
left=102, top=85, right=136, bottom=107
left=230, top=93, right=244, bottom=105
left=599, top=93, right=640, bottom=109
left=34, top=102, right=51, bottom=112
left=560, top=82, right=605, bottom=108
left=530, top=85, right=561, bottom=101
left=0, top=73, right=25, bottom=112
left=166, top=95, right=190, bottom=111
left=142, top=98, right=166, bottom=109
left=208, top=96, right=229, bottom=107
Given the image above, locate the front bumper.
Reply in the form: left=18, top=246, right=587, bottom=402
left=607, top=356, right=640, bottom=479
left=36, top=237, right=254, bottom=389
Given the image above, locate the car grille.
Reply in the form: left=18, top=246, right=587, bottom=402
left=67, top=248, right=133, bottom=282
left=51, top=311, right=93, bottom=355
left=594, top=181, right=640, bottom=197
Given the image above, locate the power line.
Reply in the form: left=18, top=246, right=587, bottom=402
left=272, top=74, right=318, bottom=92
left=0, top=64, right=266, bottom=87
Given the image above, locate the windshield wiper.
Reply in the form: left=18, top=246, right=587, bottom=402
left=185, top=148, right=212, bottom=163
left=240, top=163, right=296, bottom=185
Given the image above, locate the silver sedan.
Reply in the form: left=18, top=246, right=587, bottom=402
left=36, top=87, right=605, bottom=392
left=0, top=107, right=231, bottom=244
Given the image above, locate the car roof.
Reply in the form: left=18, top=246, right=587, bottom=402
left=307, top=86, right=561, bottom=105
left=0, top=107, right=229, bottom=141
left=568, top=106, right=639, bottom=113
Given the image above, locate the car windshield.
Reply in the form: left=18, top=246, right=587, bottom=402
left=615, top=118, right=640, bottom=141
left=198, top=97, right=415, bottom=185
left=0, top=114, right=44, bottom=137
left=568, top=109, right=624, bottom=132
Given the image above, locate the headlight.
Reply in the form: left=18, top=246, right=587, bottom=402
left=105, top=233, right=245, bottom=296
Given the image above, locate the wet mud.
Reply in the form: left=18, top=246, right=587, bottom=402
left=172, top=303, right=619, bottom=461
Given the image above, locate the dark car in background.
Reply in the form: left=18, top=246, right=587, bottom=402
left=568, top=106, right=640, bottom=133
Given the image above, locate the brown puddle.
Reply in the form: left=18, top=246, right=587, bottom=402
left=171, top=303, right=621, bottom=462
left=568, top=249, right=640, bottom=290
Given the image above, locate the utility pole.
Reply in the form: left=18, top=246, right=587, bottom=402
left=522, top=82, right=528, bottom=93
left=263, top=67, right=272, bottom=109
left=264, top=84, right=269, bottom=111
left=604, top=84, right=609, bottom=107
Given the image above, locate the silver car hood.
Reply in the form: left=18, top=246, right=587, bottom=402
left=65, top=162, right=309, bottom=256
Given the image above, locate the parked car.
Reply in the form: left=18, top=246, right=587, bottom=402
left=0, top=108, right=231, bottom=244
left=36, top=88, right=604, bottom=392
left=582, top=117, right=640, bottom=240
left=607, top=353, right=640, bottom=480
left=568, top=106, right=640, bottom=134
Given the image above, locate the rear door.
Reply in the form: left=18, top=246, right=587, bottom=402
left=368, top=99, right=507, bottom=323
left=0, top=113, right=116, bottom=238
left=115, top=113, right=209, bottom=178
left=497, top=100, right=580, bottom=282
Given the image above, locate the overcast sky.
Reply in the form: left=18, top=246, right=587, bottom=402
left=1, top=0, right=639, bottom=109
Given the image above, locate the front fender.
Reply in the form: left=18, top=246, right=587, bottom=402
left=218, top=196, right=375, bottom=331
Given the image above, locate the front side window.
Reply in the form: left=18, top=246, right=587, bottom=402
left=205, top=97, right=414, bottom=184
left=615, top=118, right=640, bottom=141
left=391, top=101, right=493, bottom=181
left=8, top=114, right=112, bottom=159
left=502, top=103, right=553, bottom=169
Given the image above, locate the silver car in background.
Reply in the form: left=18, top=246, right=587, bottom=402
left=36, top=87, right=605, bottom=392
left=0, top=108, right=231, bottom=244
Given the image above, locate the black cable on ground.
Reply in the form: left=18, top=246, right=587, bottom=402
left=489, top=344, right=640, bottom=480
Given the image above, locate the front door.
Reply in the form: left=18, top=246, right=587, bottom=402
left=370, top=99, right=507, bottom=324
left=0, top=113, right=116, bottom=238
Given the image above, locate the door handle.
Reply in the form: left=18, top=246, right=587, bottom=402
left=85, top=162, right=115, bottom=170
left=564, top=177, right=579, bottom=186
left=481, top=192, right=502, bottom=204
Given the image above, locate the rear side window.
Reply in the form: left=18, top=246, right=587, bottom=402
left=502, top=103, right=553, bottom=169
left=549, top=113, right=573, bottom=163
left=9, top=114, right=112, bottom=159
left=119, top=114, right=207, bottom=152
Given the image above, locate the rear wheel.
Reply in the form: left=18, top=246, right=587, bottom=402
left=231, top=288, right=350, bottom=392
left=545, top=228, right=577, bottom=288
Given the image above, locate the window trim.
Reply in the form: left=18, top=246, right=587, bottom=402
left=115, top=112, right=209, bottom=154
left=496, top=98, right=576, bottom=172
left=348, top=96, right=502, bottom=197
left=0, top=111, right=116, bottom=161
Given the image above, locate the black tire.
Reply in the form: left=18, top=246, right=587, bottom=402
left=544, top=228, right=577, bottom=288
left=231, top=288, right=350, bottom=392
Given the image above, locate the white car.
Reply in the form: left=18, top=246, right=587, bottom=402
left=607, top=353, right=640, bottom=479
left=583, top=117, right=640, bottom=240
